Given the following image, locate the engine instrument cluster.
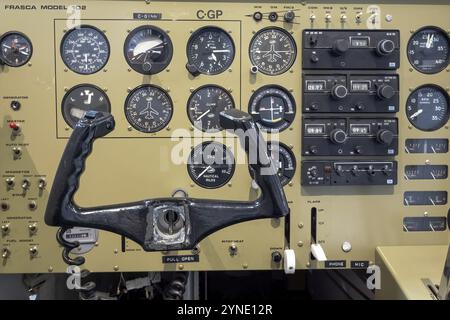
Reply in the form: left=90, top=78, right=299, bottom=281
left=0, top=0, right=449, bottom=275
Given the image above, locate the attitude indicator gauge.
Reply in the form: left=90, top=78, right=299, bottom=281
left=125, top=85, right=173, bottom=133
left=248, top=85, right=296, bottom=132
left=124, top=26, right=173, bottom=75
left=186, top=26, right=235, bottom=76
left=407, top=26, right=450, bottom=74
left=61, top=84, right=111, bottom=128
left=188, top=142, right=235, bottom=189
left=0, top=32, right=32, bottom=67
left=406, top=85, right=449, bottom=131
left=187, top=85, right=235, bottom=132
left=61, top=26, right=110, bottom=75
left=249, top=27, right=297, bottom=76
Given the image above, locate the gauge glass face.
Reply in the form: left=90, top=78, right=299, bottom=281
left=406, top=85, right=449, bottom=131
left=250, top=142, right=296, bottom=186
left=187, top=85, right=235, bottom=132
left=61, top=26, right=110, bottom=74
left=248, top=85, right=296, bottom=132
left=125, top=85, right=173, bottom=133
left=0, top=32, right=32, bottom=67
left=187, top=27, right=235, bottom=75
left=188, top=142, right=235, bottom=189
left=249, top=27, right=297, bottom=76
left=124, top=26, right=173, bottom=75
left=62, top=85, right=111, bottom=128
left=407, top=27, right=450, bottom=74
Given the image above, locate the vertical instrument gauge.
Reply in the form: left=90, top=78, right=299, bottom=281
left=124, top=26, right=173, bottom=75
left=60, top=26, right=110, bottom=75
left=249, top=27, right=297, bottom=76
left=0, top=32, right=32, bottom=67
left=186, top=26, right=235, bottom=75
left=187, top=142, right=235, bottom=189
left=406, top=85, right=449, bottom=131
left=407, top=26, right=450, bottom=74
left=187, top=85, right=235, bottom=132
left=125, top=85, right=173, bottom=133
left=61, top=84, right=111, bottom=128
left=248, top=85, right=296, bottom=132
left=248, top=142, right=296, bottom=186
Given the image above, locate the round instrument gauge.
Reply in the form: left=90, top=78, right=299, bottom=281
left=406, top=85, right=449, bottom=131
left=60, top=26, right=110, bottom=75
left=124, top=26, right=173, bottom=75
left=407, top=26, right=450, bottom=74
left=125, top=85, right=173, bottom=133
left=62, top=84, right=111, bottom=128
left=249, top=142, right=296, bottom=186
left=186, top=26, right=235, bottom=75
left=0, top=32, right=32, bottom=67
left=187, top=85, right=235, bottom=133
left=249, top=27, right=297, bottom=76
left=248, top=85, right=296, bottom=132
left=188, top=141, right=235, bottom=189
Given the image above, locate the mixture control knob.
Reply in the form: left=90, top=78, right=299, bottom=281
left=330, top=129, right=347, bottom=144
left=284, top=11, right=295, bottom=23
left=331, top=84, right=348, bottom=100
left=377, top=39, right=395, bottom=55
left=377, top=129, right=394, bottom=145
left=332, top=39, right=349, bottom=55
left=377, top=84, right=395, bottom=100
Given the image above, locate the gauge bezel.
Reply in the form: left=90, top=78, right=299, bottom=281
left=407, top=26, right=450, bottom=74
left=187, top=141, right=236, bottom=189
left=186, top=84, right=236, bottom=133
left=124, top=84, right=174, bottom=133
left=124, top=25, right=173, bottom=75
left=249, top=26, right=297, bottom=76
left=61, top=83, right=112, bottom=128
left=186, top=26, right=236, bottom=75
left=248, top=84, right=297, bottom=132
left=60, top=25, right=111, bottom=75
left=406, top=84, right=450, bottom=132
left=0, top=31, right=33, bottom=67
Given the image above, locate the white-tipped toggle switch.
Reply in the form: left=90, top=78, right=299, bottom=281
left=311, top=243, right=327, bottom=261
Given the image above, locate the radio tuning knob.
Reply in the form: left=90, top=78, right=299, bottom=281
left=330, top=129, right=347, bottom=144
left=376, top=39, right=395, bottom=55
left=186, top=63, right=200, bottom=77
left=331, top=84, right=348, bottom=100
left=377, top=84, right=395, bottom=100
left=377, top=129, right=394, bottom=145
left=332, top=39, right=349, bottom=55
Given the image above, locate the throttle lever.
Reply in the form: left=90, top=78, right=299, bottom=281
left=45, top=109, right=289, bottom=262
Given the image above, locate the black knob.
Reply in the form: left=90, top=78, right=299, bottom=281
left=377, top=84, right=395, bottom=100
left=310, top=102, right=319, bottom=111
left=284, top=11, right=295, bottom=23
left=309, top=145, right=318, bottom=155
left=310, top=54, right=319, bottom=63
left=10, top=101, right=21, bottom=111
left=272, top=251, right=282, bottom=263
left=330, top=129, right=347, bottom=144
left=331, top=84, right=348, bottom=100
left=355, top=103, right=365, bottom=111
left=354, top=146, right=363, bottom=154
left=253, top=11, right=263, bottom=21
left=268, top=12, right=278, bottom=22
left=376, top=39, right=395, bottom=55
left=377, top=129, right=394, bottom=145
left=186, top=63, right=200, bottom=77
left=332, top=39, right=350, bottom=55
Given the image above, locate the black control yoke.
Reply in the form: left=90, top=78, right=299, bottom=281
left=45, top=109, right=289, bottom=252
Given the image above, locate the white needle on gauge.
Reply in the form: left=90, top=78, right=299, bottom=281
left=84, top=53, right=89, bottom=62
left=210, top=53, right=217, bottom=61
left=2, top=44, right=11, bottom=49
left=212, top=50, right=230, bottom=53
left=198, top=166, right=212, bottom=179
left=197, top=109, right=211, bottom=121
left=133, top=39, right=163, bottom=56
left=426, top=34, right=434, bottom=49
left=409, top=109, right=423, bottom=119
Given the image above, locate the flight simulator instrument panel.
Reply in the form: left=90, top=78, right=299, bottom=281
left=0, top=0, right=449, bottom=273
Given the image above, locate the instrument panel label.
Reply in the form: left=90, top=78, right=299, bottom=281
left=162, top=255, right=200, bottom=264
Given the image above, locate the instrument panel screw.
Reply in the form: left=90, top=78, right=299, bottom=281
left=127, top=88, right=131, bottom=92
left=127, top=68, right=132, bottom=72
left=48, top=266, right=53, bottom=272
left=192, top=246, right=200, bottom=254
left=228, top=88, right=232, bottom=93
left=178, top=264, right=184, bottom=270
left=288, top=182, right=293, bottom=187
left=301, top=1, right=306, bottom=5
left=64, top=68, right=68, bottom=72
left=228, top=30, right=232, bottom=34
left=127, top=29, right=131, bottom=33
left=290, top=69, right=294, bottom=73
left=189, top=126, right=194, bottom=131
left=102, top=30, right=107, bottom=33
left=64, top=87, right=68, bottom=92
left=145, top=0, right=151, bottom=4
left=114, top=249, right=118, bottom=254
left=63, top=29, right=67, bottom=33
left=228, top=68, right=232, bottom=72
left=228, top=183, right=232, bottom=187
left=410, top=30, right=415, bottom=34
left=113, top=265, right=119, bottom=271
left=289, top=144, right=294, bottom=149
left=446, top=87, right=450, bottom=92
left=445, top=125, right=449, bottom=129
left=166, top=126, right=171, bottom=131
left=166, top=68, right=170, bottom=72
left=166, top=30, right=170, bottom=34
left=166, top=88, right=170, bottom=92
left=297, top=241, right=304, bottom=247
left=190, top=184, right=195, bottom=188
left=103, top=69, right=108, bottom=72
left=385, top=14, right=393, bottom=22
left=103, top=88, right=108, bottom=92
left=424, top=211, right=428, bottom=216
left=242, top=263, right=248, bottom=269
left=298, top=223, right=304, bottom=229
left=425, top=159, right=431, bottom=165
left=306, top=262, right=311, bottom=268
left=409, top=68, right=413, bottom=72
left=252, top=30, right=256, bottom=34
left=409, top=88, right=414, bottom=92
left=408, top=125, right=412, bottom=129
